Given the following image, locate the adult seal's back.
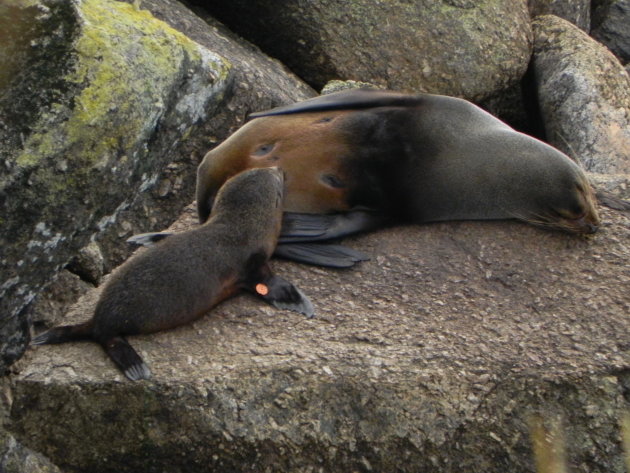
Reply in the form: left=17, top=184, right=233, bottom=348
left=33, top=167, right=314, bottom=381
left=197, top=89, right=600, bottom=242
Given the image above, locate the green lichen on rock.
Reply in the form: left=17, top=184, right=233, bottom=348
left=16, top=0, right=228, bottom=169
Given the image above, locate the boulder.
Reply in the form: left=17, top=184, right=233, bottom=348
left=0, top=0, right=232, bottom=371
left=28, top=270, right=94, bottom=332
left=193, top=0, right=533, bottom=102
left=527, top=0, right=591, bottom=30
left=9, top=200, right=630, bottom=472
left=591, top=0, right=630, bottom=64
left=133, top=0, right=316, bottom=118
left=0, top=377, right=62, bottom=473
left=532, top=15, right=630, bottom=174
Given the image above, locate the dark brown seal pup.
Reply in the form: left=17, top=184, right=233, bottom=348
left=141, top=89, right=601, bottom=266
left=33, top=168, right=314, bottom=381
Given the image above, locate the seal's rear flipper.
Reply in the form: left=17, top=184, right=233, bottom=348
left=126, top=232, right=173, bottom=247
left=280, top=210, right=385, bottom=243
left=101, top=337, right=151, bottom=381
left=596, top=190, right=630, bottom=213
left=31, top=322, right=93, bottom=345
left=252, top=274, right=315, bottom=318
left=274, top=243, right=369, bottom=268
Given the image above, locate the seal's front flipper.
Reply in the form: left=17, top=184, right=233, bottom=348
left=251, top=274, right=315, bottom=318
left=274, top=243, right=369, bottom=268
left=596, top=190, right=630, bottom=214
left=101, top=336, right=151, bottom=381
left=280, top=209, right=385, bottom=243
left=126, top=232, right=173, bottom=247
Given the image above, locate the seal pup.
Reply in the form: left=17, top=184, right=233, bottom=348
left=33, top=167, right=314, bottom=381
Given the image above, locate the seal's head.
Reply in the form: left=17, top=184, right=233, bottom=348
left=512, top=158, right=600, bottom=235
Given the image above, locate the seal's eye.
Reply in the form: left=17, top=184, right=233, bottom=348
left=320, top=174, right=346, bottom=189
left=553, top=207, right=586, bottom=220
left=252, top=143, right=275, bottom=156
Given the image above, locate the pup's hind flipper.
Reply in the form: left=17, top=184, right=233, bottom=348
left=101, top=337, right=151, bottom=381
left=31, top=322, right=93, bottom=345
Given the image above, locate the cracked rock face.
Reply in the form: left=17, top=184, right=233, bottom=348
left=9, top=202, right=630, bottom=473
left=591, top=0, right=630, bottom=65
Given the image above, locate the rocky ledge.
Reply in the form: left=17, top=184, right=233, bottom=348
left=8, top=203, right=630, bottom=473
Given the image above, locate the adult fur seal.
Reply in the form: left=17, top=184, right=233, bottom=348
left=146, top=89, right=600, bottom=266
left=33, top=168, right=314, bottom=381
left=200, top=89, right=599, bottom=230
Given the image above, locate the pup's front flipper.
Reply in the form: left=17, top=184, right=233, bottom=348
left=250, top=274, right=315, bottom=318
left=126, top=232, right=173, bottom=247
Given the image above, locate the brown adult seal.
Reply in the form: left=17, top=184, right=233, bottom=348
left=33, top=168, right=314, bottom=381
left=140, top=89, right=599, bottom=267
left=200, top=89, right=599, bottom=231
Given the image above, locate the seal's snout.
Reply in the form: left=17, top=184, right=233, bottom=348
left=572, top=214, right=599, bottom=234
left=584, top=221, right=599, bottom=234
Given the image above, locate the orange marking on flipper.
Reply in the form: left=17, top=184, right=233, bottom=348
left=255, top=283, right=269, bottom=296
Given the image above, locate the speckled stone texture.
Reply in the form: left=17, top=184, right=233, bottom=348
left=0, top=0, right=231, bottom=370
left=527, top=0, right=591, bottom=30
left=591, top=0, right=630, bottom=64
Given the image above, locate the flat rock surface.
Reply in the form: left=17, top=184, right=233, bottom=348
left=9, top=204, right=630, bottom=472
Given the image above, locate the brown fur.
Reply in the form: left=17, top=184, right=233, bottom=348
left=33, top=168, right=287, bottom=380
